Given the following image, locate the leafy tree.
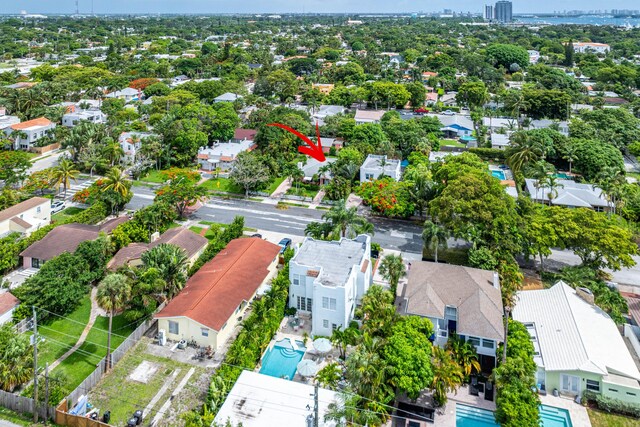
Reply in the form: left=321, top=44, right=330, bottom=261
left=97, top=273, right=131, bottom=371
left=572, top=138, right=624, bottom=181
left=564, top=40, right=574, bottom=66
left=405, top=82, right=427, bottom=108
left=378, top=254, right=406, bottom=296
left=141, top=243, right=188, bottom=298
left=0, top=323, right=33, bottom=391
left=456, top=80, right=489, bottom=109
left=75, top=235, right=111, bottom=282
left=0, top=151, right=31, bottom=186
left=486, top=44, right=530, bottom=69
left=522, top=88, right=571, bottom=120
left=357, top=178, right=415, bottom=218
left=155, top=178, right=208, bottom=218
left=430, top=346, right=464, bottom=407
left=228, top=152, right=269, bottom=197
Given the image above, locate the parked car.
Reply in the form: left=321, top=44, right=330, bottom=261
left=414, top=107, right=430, bottom=114
left=251, top=233, right=263, bottom=239
left=278, top=237, right=292, bottom=254
left=51, top=200, right=65, bottom=214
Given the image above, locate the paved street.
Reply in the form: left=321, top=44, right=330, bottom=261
left=28, top=149, right=68, bottom=174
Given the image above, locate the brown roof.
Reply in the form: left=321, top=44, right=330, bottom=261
left=21, top=217, right=128, bottom=261
left=399, top=261, right=504, bottom=342
left=156, top=238, right=280, bottom=331
left=10, top=216, right=32, bottom=229
left=107, top=243, right=149, bottom=271
left=150, top=227, right=208, bottom=258
left=233, top=128, right=257, bottom=141
left=0, top=197, right=49, bottom=223
left=10, top=117, right=53, bottom=130
left=621, top=292, right=640, bottom=326
left=0, top=292, right=19, bottom=315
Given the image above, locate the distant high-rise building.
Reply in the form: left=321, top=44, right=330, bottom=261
left=484, top=5, right=494, bottom=20
left=495, top=0, right=513, bottom=23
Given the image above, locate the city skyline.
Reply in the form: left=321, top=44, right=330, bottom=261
left=5, top=0, right=640, bottom=15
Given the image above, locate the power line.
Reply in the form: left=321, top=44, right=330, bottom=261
left=33, top=306, right=132, bottom=340
left=38, top=326, right=113, bottom=351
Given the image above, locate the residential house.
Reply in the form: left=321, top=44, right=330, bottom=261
left=197, top=137, right=257, bottom=172
left=0, top=108, right=20, bottom=131
left=528, top=50, right=541, bottom=63
left=107, top=227, right=208, bottom=271
left=429, top=151, right=462, bottom=162
left=213, top=371, right=338, bottom=427
left=397, top=262, right=505, bottom=369
left=434, top=114, right=474, bottom=139
left=513, top=282, right=640, bottom=402
left=214, top=92, right=242, bottom=103
left=482, top=117, right=516, bottom=133
left=438, top=92, right=458, bottom=107
left=119, top=131, right=153, bottom=163
left=0, top=293, right=20, bottom=325
left=20, top=217, right=128, bottom=268
left=525, top=178, right=611, bottom=211
left=313, top=105, right=346, bottom=126
left=312, top=83, right=334, bottom=95
left=527, top=119, right=569, bottom=136
left=360, top=154, right=402, bottom=182
left=572, top=42, right=610, bottom=54
left=156, top=238, right=280, bottom=349
left=0, top=197, right=51, bottom=237
left=490, top=133, right=511, bottom=150
left=298, top=157, right=337, bottom=185
left=105, top=87, right=140, bottom=103
left=5, top=118, right=56, bottom=150
left=320, top=137, right=343, bottom=155
left=289, top=235, right=372, bottom=337
left=354, top=109, right=385, bottom=125
left=62, top=108, right=106, bottom=127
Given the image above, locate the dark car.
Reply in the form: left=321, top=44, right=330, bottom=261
left=278, top=237, right=292, bottom=254
left=251, top=233, right=263, bottom=239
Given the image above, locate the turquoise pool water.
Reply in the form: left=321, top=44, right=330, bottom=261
left=456, top=404, right=573, bottom=427
left=259, top=339, right=305, bottom=380
left=491, top=170, right=506, bottom=180
left=553, top=173, right=572, bottom=180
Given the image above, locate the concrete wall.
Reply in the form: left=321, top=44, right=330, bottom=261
left=623, top=324, right=640, bottom=360
left=0, top=199, right=51, bottom=236
left=157, top=316, right=218, bottom=349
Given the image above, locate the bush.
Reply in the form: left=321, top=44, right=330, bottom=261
left=188, top=216, right=245, bottom=275
left=583, top=391, right=640, bottom=418
left=468, top=147, right=507, bottom=162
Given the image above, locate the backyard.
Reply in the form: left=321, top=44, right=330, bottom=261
left=51, top=206, right=86, bottom=223
left=88, top=339, right=210, bottom=427
left=588, top=408, right=640, bottom=427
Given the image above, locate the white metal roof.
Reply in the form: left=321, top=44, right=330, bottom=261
left=513, top=282, right=640, bottom=384
left=213, top=370, right=338, bottom=427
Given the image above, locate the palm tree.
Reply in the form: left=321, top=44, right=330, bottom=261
left=103, top=140, right=124, bottom=167
left=321, top=201, right=373, bottom=239
left=595, top=166, right=626, bottom=216
left=505, top=131, right=544, bottom=176
left=331, top=325, right=359, bottom=360
left=103, top=167, right=131, bottom=199
left=378, top=254, right=406, bottom=297
left=562, top=144, right=578, bottom=174
left=430, top=346, right=464, bottom=407
left=540, top=175, right=564, bottom=204
left=422, top=220, right=449, bottom=263
left=51, top=158, right=79, bottom=198
left=315, top=363, right=342, bottom=390
left=141, top=244, right=188, bottom=299
left=96, top=273, right=131, bottom=371
left=446, top=334, right=481, bottom=379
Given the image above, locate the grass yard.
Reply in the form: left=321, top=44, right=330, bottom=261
left=199, top=177, right=243, bottom=194
left=36, top=296, right=92, bottom=368
left=277, top=201, right=309, bottom=209
left=263, top=176, right=286, bottom=195
left=439, top=139, right=467, bottom=148
left=53, top=313, right=137, bottom=391
left=51, top=206, right=85, bottom=223
left=189, top=226, right=204, bottom=234
left=0, top=407, right=33, bottom=426
left=139, top=170, right=169, bottom=184
left=286, top=183, right=320, bottom=199
left=88, top=340, right=208, bottom=427
left=588, top=409, right=640, bottom=427
left=166, top=222, right=182, bottom=229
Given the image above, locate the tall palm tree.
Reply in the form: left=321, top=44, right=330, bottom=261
left=446, top=334, right=481, bottom=379
left=430, top=346, right=464, bottom=407
left=331, top=325, right=359, bottom=360
left=51, top=158, right=79, bottom=198
left=422, top=220, right=449, bottom=263
left=378, top=254, right=406, bottom=297
left=505, top=131, right=543, bottom=176
left=540, top=175, right=564, bottom=204
left=103, top=140, right=124, bottom=167
left=321, top=202, right=373, bottom=239
left=103, top=167, right=131, bottom=199
left=595, top=166, right=626, bottom=216
left=315, top=363, right=342, bottom=390
left=141, top=244, right=188, bottom=299
left=562, top=144, right=578, bottom=174
left=96, top=273, right=131, bottom=371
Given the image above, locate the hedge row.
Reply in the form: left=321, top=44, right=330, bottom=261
left=188, top=216, right=245, bottom=275
left=584, top=390, right=640, bottom=418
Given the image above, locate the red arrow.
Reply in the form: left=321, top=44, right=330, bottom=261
left=266, top=122, right=326, bottom=162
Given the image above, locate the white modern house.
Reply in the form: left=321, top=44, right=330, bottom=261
left=525, top=178, right=612, bottom=211
left=62, top=109, right=106, bottom=127
left=0, top=108, right=20, bottom=131
left=197, top=140, right=257, bottom=172
left=434, top=114, right=474, bottom=139
left=398, top=262, right=505, bottom=369
left=214, top=92, right=242, bottom=103
left=289, top=235, right=372, bottom=337
left=105, top=87, right=140, bottom=103
left=572, top=42, right=610, bottom=54
left=359, top=154, right=401, bottom=182
left=5, top=118, right=56, bottom=150
left=118, top=131, right=153, bottom=162
left=0, top=197, right=51, bottom=237
left=513, top=282, right=640, bottom=403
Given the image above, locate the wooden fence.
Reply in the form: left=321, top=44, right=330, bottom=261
left=0, top=389, right=55, bottom=421
left=56, top=400, right=111, bottom=427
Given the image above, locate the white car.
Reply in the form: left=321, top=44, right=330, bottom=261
left=51, top=201, right=65, bottom=214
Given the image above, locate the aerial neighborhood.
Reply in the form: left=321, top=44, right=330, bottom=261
left=1, top=3, right=640, bottom=427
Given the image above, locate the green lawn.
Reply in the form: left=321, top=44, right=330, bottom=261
left=88, top=341, right=206, bottom=427
left=166, top=221, right=182, bottom=229
left=264, top=177, right=286, bottom=195
left=588, top=408, right=640, bottom=427
left=286, top=183, right=320, bottom=199
left=199, top=177, right=243, bottom=194
left=189, top=226, right=204, bottom=235
left=139, top=170, right=168, bottom=184
left=36, top=296, right=92, bottom=369
left=51, top=206, right=85, bottom=223
left=0, top=407, right=33, bottom=426
left=53, top=313, right=137, bottom=391
left=439, top=139, right=467, bottom=148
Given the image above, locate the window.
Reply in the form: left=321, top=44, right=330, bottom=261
left=307, top=298, right=312, bottom=311
left=168, top=321, right=179, bottom=334
left=481, top=339, right=494, bottom=349
left=467, top=336, right=481, bottom=346
left=437, top=329, right=448, bottom=338
left=332, top=323, right=338, bottom=331
left=445, top=306, right=457, bottom=319
left=296, top=296, right=306, bottom=311
left=586, top=380, right=600, bottom=392
left=36, top=207, right=41, bottom=214
left=293, top=274, right=301, bottom=286
left=322, top=297, right=337, bottom=310
left=365, top=173, right=374, bottom=181
left=608, top=388, right=618, bottom=393
left=201, top=328, right=209, bottom=337
left=31, top=258, right=41, bottom=269
left=323, top=319, right=329, bottom=328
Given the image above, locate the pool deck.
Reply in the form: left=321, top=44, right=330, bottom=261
left=435, top=385, right=497, bottom=426
left=539, top=393, right=592, bottom=427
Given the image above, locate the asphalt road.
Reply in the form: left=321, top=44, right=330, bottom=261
left=28, top=149, right=68, bottom=174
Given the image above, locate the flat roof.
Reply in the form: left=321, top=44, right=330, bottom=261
left=213, top=371, right=338, bottom=427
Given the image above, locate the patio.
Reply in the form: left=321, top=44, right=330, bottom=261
left=433, top=384, right=497, bottom=427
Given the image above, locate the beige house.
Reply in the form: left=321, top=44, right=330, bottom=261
left=155, top=238, right=281, bottom=349
left=0, top=197, right=51, bottom=237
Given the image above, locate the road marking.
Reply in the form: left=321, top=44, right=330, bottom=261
left=390, top=231, right=408, bottom=238
left=202, top=202, right=318, bottom=223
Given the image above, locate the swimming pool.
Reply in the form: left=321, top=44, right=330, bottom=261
left=553, top=173, right=572, bottom=180
left=455, top=404, right=573, bottom=427
left=491, top=170, right=506, bottom=180
left=259, top=339, right=306, bottom=380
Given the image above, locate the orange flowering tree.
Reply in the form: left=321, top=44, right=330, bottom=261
left=129, top=78, right=159, bottom=90
left=357, top=177, right=415, bottom=218
left=160, top=167, right=200, bottom=184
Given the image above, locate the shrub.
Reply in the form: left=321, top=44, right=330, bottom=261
left=188, top=216, right=245, bottom=275
left=583, top=391, right=640, bottom=418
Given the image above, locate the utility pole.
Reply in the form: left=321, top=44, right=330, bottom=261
left=313, top=383, right=319, bottom=427
left=44, top=363, right=49, bottom=426
left=32, top=306, right=38, bottom=423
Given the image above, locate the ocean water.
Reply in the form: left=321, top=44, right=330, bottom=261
left=517, top=16, right=640, bottom=26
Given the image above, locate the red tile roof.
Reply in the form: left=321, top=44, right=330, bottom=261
left=10, top=117, right=53, bottom=130
left=233, top=128, right=258, bottom=141
left=156, top=238, right=280, bottom=331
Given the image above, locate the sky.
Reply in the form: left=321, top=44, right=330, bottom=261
left=7, top=0, right=640, bottom=15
